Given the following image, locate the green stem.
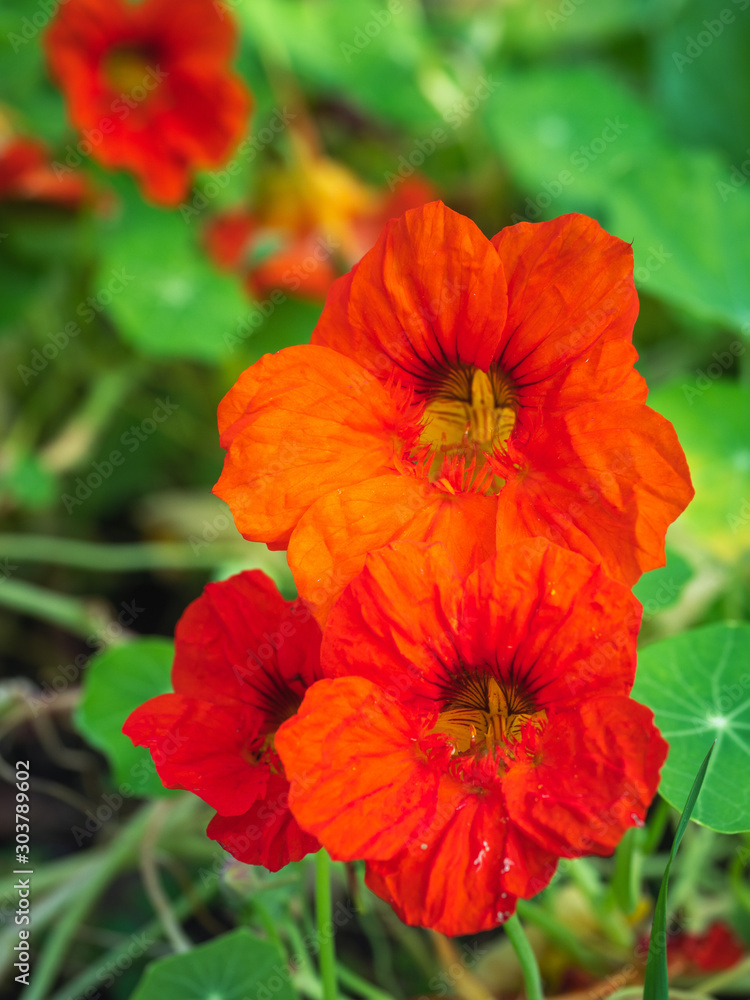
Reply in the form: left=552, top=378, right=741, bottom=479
left=337, top=963, right=396, bottom=1000
left=0, top=577, right=109, bottom=640
left=315, top=850, right=338, bottom=1000
left=515, top=900, right=605, bottom=973
left=504, top=913, right=544, bottom=1000
left=24, top=805, right=154, bottom=1000
left=0, top=534, right=246, bottom=570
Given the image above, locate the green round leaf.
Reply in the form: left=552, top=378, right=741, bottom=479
left=75, top=637, right=175, bottom=798
left=129, top=928, right=296, bottom=1000
left=96, top=181, right=250, bottom=363
left=633, top=622, right=750, bottom=833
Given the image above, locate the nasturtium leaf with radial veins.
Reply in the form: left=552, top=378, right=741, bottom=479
left=130, top=928, right=297, bottom=1000
left=633, top=622, right=750, bottom=833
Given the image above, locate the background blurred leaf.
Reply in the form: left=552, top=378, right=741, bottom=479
left=633, top=622, right=750, bottom=833
left=633, top=548, right=693, bottom=613
left=75, top=637, right=175, bottom=798
left=647, top=379, right=750, bottom=561
left=96, top=183, right=250, bottom=363
left=130, top=927, right=296, bottom=1000
left=650, top=0, right=750, bottom=163
left=484, top=64, right=750, bottom=332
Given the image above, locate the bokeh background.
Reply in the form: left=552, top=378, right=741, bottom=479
left=1, top=0, right=750, bottom=997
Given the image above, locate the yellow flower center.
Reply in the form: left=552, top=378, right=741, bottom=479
left=432, top=674, right=545, bottom=756
left=420, top=365, right=517, bottom=458
left=104, top=46, right=152, bottom=95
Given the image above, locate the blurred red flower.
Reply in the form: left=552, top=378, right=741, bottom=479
left=215, top=201, right=693, bottom=623
left=44, top=0, right=251, bottom=205
left=123, top=571, right=321, bottom=871
left=0, top=135, right=90, bottom=207
left=203, top=147, right=436, bottom=302
left=276, top=539, right=667, bottom=935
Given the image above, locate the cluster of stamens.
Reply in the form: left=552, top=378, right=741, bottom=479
left=432, top=673, right=546, bottom=756
left=409, top=363, right=518, bottom=493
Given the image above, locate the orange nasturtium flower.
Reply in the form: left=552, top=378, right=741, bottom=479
left=44, top=0, right=251, bottom=205
left=124, top=571, right=321, bottom=871
left=215, top=201, right=693, bottom=622
left=275, top=539, right=668, bottom=936
left=204, top=156, right=436, bottom=302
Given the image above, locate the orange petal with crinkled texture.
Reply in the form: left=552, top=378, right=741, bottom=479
left=495, top=401, right=694, bottom=586
left=287, top=474, right=496, bottom=625
left=312, top=201, right=508, bottom=385
left=214, top=345, right=407, bottom=548
left=491, top=213, right=645, bottom=410
left=456, top=539, right=640, bottom=708
left=320, top=540, right=463, bottom=695
left=275, top=676, right=442, bottom=861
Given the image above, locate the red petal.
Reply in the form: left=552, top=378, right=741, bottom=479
left=207, top=771, right=319, bottom=871
left=123, top=693, right=267, bottom=815
left=275, top=677, right=441, bottom=861
left=457, top=539, right=640, bottom=706
left=503, top=697, right=667, bottom=857
left=496, top=401, right=694, bottom=585
left=289, top=473, right=496, bottom=624
left=171, top=570, right=322, bottom=715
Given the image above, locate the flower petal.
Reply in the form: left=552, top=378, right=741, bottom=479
left=123, top=693, right=267, bottom=815
left=276, top=677, right=441, bottom=861
left=495, top=401, right=694, bottom=585
left=215, top=345, right=407, bottom=547
left=312, top=201, right=508, bottom=387
left=503, top=697, right=667, bottom=857
left=456, top=539, right=640, bottom=706
left=491, top=213, right=644, bottom=408
left=206, top=771, right=319, bottom=872
left=171, top=570, right=321, bottom=712
left=288, top=474, right=496, bottom=624
left=321, top=541, right=463, bottom=698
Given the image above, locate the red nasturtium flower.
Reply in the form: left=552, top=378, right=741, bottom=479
left=275, top=539, right=668, bottom=936
left=44, top=0, right=251, bottom=205
left=123, top=571, right=321, bottom=871
left=0, top=134, right=90, bottom=207
left=215, top=201, right=693, bottom=623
